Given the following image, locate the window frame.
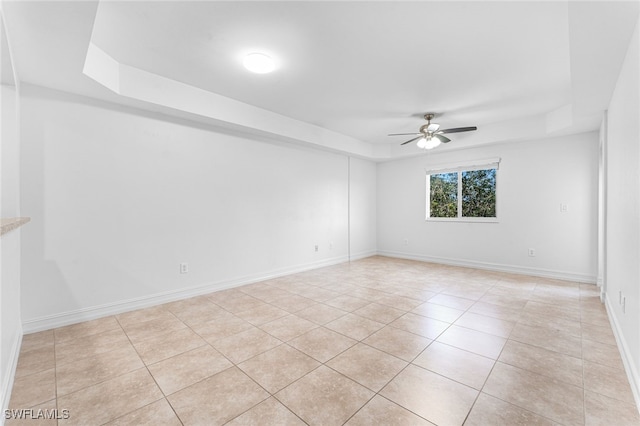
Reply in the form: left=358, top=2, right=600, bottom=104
left=425, top=158, right=500, bottom=223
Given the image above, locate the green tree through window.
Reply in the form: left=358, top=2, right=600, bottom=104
left=462, top=169, right=496, bottom=217
left=428, top=167, right=497, bottom=219
left=430, top=173, right=458, bottom=217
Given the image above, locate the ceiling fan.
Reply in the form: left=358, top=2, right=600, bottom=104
left=389, top=113, right=477, bottom=149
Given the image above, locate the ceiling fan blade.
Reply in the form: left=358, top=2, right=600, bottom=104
left=438, top=126, right=478, bottom=134
left=401, top=135, right=424, bottom=146
left=433, top=134, right=451, bottom=143
left=427, top=123, right=440, bottom=132
left=388, top=132, right=422, bottom=136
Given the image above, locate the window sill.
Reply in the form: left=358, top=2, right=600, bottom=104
left=426, top=217, right=499, bottom=223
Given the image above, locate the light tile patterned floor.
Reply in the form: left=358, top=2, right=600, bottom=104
left=8, top=256, right=640, bottom=425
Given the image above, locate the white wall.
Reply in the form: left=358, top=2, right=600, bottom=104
left=19, top=86, right=377, bottom=331
left=0, top=12, right=22, bottom=418
left=348, top=157, right=377, bottom=260
left=377, top=132, right=599, bottom=281
left=604, top=14, right=640, bottom=406
left=0, top=85, right=21, bottom=418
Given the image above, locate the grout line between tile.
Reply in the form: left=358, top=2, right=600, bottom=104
left=112, top=315, right=185, bottom=424
left=13, top=258, right=638, bottom=425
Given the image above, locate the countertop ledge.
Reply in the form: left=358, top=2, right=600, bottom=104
left=1, top=217, right=31, bottom=236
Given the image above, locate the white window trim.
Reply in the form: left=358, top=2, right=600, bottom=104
left=424, top=157, right=501, bottom=175
left=426, top=216, right=499, bottom=223
left=425, top=158, right=500, bottom=222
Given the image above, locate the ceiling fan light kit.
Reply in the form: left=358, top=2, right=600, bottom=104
left=424, top=137, right=441, bottom=150
left=389, top=113, right=477, bottom=150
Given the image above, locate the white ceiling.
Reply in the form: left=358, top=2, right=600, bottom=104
left=3, top=1, right=639, bottom=160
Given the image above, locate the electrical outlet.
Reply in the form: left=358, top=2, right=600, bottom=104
left=560, top=203, right=568, bottom=213
left=180, top=263, right=188, bottom=274
left=314, top=245, right=319, bottom=252
left=404, top=239, right=409, bottom=246
left=528, top=248, right=536, bottom=257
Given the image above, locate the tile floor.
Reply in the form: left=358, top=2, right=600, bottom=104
left=8, top=256, right=640, bottom=425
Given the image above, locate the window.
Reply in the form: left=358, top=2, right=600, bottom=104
left=429, top=172, right=458, bottom=217
left=426, top=158, right=499, bottom=221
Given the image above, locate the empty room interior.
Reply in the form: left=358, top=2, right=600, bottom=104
left=1, top=1, right=640, bottom=425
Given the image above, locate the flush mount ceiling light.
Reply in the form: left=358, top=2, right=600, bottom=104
left=243, top=52, right=276, bottom=74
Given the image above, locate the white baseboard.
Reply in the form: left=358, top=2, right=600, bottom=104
left=22, top=254, right=353, bottom=334
left=349, top=249, right=378, bottom=261
left=1, top=327, right=23, bottom=425
left=22, top=249, right=594, bottom=334
left=377, top=250, right=597, bottom=283
left=605, top=296, right=640, bottom=413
